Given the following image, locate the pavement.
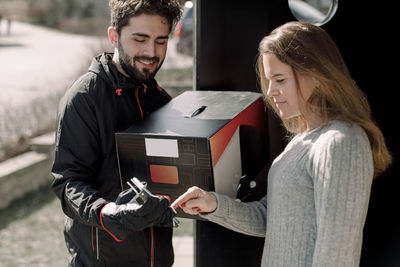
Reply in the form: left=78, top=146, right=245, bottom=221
left=0, top=21, right=106, bottom=150
left=173, top=235, right=194, bottom=267
left=0, top=21, right=104, bottom=107
left=0, top=21, right=191, bottom=108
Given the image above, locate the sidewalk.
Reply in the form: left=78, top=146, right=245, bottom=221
left=0, top=21, right=106, bottom=152
left=173, top=235, right=194, bottom=267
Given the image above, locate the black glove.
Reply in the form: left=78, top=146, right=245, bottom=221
left=100, top=188, right=176, bottom=240
left=236, top=174, right=256, bottom=201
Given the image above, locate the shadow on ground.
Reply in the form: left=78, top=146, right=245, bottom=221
left=0, top=184, right=55, bottom=230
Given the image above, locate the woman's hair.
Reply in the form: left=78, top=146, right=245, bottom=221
left=256, top=21, right=392, bottom=177
left=109, top=0, right=182, bottom=34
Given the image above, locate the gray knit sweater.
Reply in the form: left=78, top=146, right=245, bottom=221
left=202, top=120, right=373, bottom=267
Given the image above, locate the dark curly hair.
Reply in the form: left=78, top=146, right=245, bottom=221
left=109, top=0, right=182, bottom=34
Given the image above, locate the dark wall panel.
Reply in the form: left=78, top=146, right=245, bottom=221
left=195, top=0, right=399, bottom=266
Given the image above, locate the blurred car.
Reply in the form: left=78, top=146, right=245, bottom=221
left=174, top=1, right=193, bottom=56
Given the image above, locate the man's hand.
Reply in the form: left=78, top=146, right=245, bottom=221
left=100, top=188, right=176, bottom=241
left=172, top=186, right=217, bottom=215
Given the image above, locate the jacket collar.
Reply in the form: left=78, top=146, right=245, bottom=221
left=89, top=52, right=162, bottom=94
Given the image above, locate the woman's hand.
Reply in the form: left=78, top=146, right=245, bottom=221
left=171, top=186, right=217, bottom=215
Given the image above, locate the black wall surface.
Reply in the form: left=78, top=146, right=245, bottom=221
left=194, top=0, right=399, bottom=266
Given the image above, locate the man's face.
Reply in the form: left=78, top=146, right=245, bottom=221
left=116, top=14, right=170, bottom=83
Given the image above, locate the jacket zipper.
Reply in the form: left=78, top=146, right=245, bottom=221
left=96, top=228, right=99, bottom=260
left=151, top=226, right=155, bottom=267
left=121, top=85, right=153, bottom=266
left=135, top=88, right=144, bottom=119
left=136, top=88, right=154, bottom=266
left=91, top=226, right=100, bottom=260
left=116, top=87, right=145, bottom=189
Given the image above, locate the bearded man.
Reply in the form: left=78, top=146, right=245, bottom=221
left=51, top=1, right=182, bottom=266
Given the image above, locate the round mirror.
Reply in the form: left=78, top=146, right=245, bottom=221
left=288, top=0, right=338, bottom=26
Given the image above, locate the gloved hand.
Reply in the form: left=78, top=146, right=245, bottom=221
left=236, top=174, right=256, bottom=201
left=100, top=188, right=176, bottom=241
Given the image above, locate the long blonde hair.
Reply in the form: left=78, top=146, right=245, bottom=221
left=256, top=21, right=392, bottom=178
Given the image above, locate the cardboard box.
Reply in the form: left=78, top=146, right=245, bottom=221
left=115, top=91, right=269, bottom=218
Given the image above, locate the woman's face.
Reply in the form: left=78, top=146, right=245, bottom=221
left=262, top=53, right=315, bottom=120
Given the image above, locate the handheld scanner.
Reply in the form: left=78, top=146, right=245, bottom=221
left=127, top=177, right=180, bottom=228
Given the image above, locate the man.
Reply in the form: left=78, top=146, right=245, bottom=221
left=51, top=1, right=182, bottom=266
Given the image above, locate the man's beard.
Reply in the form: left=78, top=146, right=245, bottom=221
left=118, top=43, right=164, bottom=84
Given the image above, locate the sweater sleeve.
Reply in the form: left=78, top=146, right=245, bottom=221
left=308, top=125, right=373, bottom=267
left=200, top=192, right=267, bottom=237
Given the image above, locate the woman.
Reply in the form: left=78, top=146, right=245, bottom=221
left=172, top=21, right=392, bottom=267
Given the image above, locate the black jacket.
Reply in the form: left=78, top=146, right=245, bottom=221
left=51, top=53, right=173, bottom=267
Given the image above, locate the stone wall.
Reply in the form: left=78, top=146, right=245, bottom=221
left=0, top=132, right=55, bottom=210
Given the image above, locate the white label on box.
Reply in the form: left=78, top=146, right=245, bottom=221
left=145, top=138, right=179, bottom=158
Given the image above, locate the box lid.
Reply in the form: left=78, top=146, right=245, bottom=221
left=118, top=91, right=262, bottom=138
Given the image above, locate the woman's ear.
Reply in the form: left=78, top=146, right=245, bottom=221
left=108, top=26, right=118, bottom=48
